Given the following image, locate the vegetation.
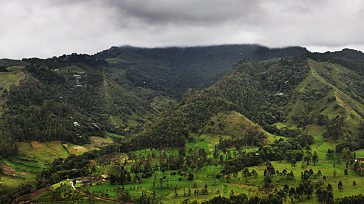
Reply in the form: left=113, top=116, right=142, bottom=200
left=1, top=46, right=364, bottom=203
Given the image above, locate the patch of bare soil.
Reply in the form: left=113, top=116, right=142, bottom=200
left=1, top=164, right=16, bottom=176
left=31, top=141, right=43, bottom=149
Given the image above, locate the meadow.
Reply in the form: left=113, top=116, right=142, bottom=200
left=29, top=127, right=363, bottom=204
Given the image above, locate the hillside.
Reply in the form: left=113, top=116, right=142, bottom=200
left=285, top=58, right=364, bottom=150
left=96, top=45, right=308, bottom=98
left=0, top=62, right=27, bottom=158
left=1, top=47, right=364, bottom=204
left=0, top=45, right=308, bottom=159
left=135, top=55, right=364, bottom=152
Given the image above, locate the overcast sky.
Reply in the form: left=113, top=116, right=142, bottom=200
left=1, top=0, right=364, bottom=59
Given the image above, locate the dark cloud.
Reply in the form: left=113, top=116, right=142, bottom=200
left=105, top=0, right=261, bottom=25
left=1, top=0, right=364, bottom=58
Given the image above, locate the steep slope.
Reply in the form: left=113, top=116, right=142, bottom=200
left=7, top=45, right=364, bottom=159
left=3, top=54, right=170, bottom=145
left=0, top=63, right=27, bottom=158
left=136, top=54, right=364, bottom=150
left=309, top=48, right=364, bottom=76
left=0, top=45, right=308, bottom=158
left=134, top=57, right=310, bottom=149
left=286, top=59, right=364, bottom=149
left=201, top=111, right=273, bottom=148
left=96, top=45, right=308, bottom=98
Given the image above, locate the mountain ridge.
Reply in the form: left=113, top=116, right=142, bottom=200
left=1, top=44, right=364, bottom=159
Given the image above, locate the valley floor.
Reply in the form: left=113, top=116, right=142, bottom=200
left=6, top=127, right=362, bottom=204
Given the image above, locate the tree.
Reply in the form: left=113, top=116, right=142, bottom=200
left=283, top=184, right=289, bottom=193
left=242, top=167, right=251, bottom=181
left=324, top=116, right=344, bottom=140
left=230, top=190, right=234, bottom=197
left=326, top=149, right=335, bottom=160
left=251, top=169, right=258, bottom=178
left=265, top=162, right=275, bottom=176
left=116, top=187, right=132, bottom=202
left=187, top=173, right=194, bottom=181
left=353, top=180, right=357, bottom=186
left=338, top=181, right=343, bottom=192
left=203, top=184, right=208, bottom=195
left=312, top=151, right=318, bottom=166
left=327, top=183, right=333, bottom=193
left=304, top=155, right=311, bottom=165
left=287, top=171, right=295, bottom=180
left=289, top=187, right=296, bottom=202
left=263, top=176, right=272, bottom=189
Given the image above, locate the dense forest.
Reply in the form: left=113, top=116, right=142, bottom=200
left=1, top=45, right=364, bottom=204
left=0, top=45, right=307, bottom=158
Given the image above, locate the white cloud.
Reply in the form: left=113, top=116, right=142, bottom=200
left=0, top=0, right=363, bottom=59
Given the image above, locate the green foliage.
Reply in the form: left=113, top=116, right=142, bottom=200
left=4, top=47, right=364, bottom=204
left=96, top=45, right=308, bottom=98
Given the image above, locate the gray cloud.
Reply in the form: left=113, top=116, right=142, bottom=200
left=1, top=0, right=364, bottom=59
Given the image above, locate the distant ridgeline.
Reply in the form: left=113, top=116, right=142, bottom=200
left=1, top=45, right=364, bottom=158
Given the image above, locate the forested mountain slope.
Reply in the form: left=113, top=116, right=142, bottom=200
left=1, top=47, right=364, bottom=204
left=135, top=54, right=364, bottom=151
left=0, top=45, right=307, bottom=158
left=96, top=44, right=308, bottom=98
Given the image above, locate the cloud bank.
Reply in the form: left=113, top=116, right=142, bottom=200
left=1, top=0, right=364, bottom=58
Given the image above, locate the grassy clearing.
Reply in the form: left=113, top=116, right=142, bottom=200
left=20, top=141, right=69, bottom=163
left=186, top=134, right=224, bottom=152
left=202, top=111, right=262, bottom=137
left=151, top=96, right=175, bottom=112
left=355, top=149, right=364, bottom=157
left=105, top=132, right=125, bottom=140
left=0, top=174, right=36, bottom=191
left=0, top=70, right=26, bottom=90
left=201, top=111, right=283, bottom=144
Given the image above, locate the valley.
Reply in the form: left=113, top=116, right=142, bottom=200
left=0, top=46, right=364, bottom=203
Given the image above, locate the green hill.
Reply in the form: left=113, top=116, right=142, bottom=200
left=135, top=55, right=364, bottom=151
left=0, top=45, right=308, bottom=159
left=2, top=47, right=364, bottom=204
left=96, top=45, right=308, bottom=98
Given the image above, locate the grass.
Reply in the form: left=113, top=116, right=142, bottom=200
left=4, top=65, right=25, bottom=72
left=63, top=144, right=90, bottom=155
left=17, top=127, right=364, bottom=203
left=73, top=125, right=364, bottom=204
left=151, top=96, right=175, bottom=112
left=83, top=164, right=238, bottom=203
left=202, top=111, right=261, bottom=137
left=0, top=70, right=26, bottom=90
left=201, top=111, right=283, bottom=144
left=355, top=149, right=364, bottom=157
left=186, top=134, right=223, bottom=152
left=0, top=174, right=36, bottom=191
left=0, top=137, right=110, bottom=193
left=105, top=132, right=125, bottom=140
left=17, top=141, right=69, bottom=164
left=108, top=115, right=125, bottom=129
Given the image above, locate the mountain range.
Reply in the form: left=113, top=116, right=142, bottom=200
left=1, top=44, right=364, bottom=158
